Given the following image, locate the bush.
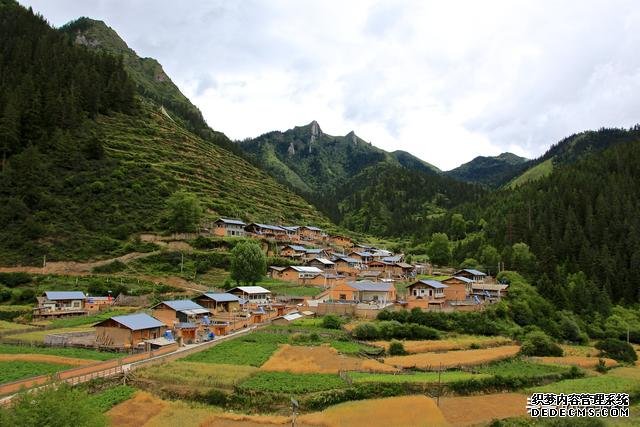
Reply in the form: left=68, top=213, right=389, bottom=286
left=352, top=323, right=380, bottom=340
left=92, top=260, right=126, bottom=274
left=595, top=339, right=637, bottom=363
left=388, top=340, right=407, bottom=355
left=0, top=272, right=32, bottom=288
left=520, top=331, right=563, bottom=357
left=321, top=315, right=343, bottom=330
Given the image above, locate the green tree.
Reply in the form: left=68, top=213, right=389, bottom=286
left=450, top=213, right=466, bottom=240
left=230, top=241, right=266, bottom=285
left=460, top=258, right=481, bottom=269
left=164, top=190, right=202, bottom=233
left=427, top=232, right=451, bottom=266
left=480, top=245, right=500, bottom=275
left=0, top=384, right=106, bottom=427
left=511, top=242, right=536, bottom=274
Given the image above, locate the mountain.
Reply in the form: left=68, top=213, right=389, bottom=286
left=446, top=152, right=528, bottom=187
left=237, top=121, right=484, bottom=237
left=507, top=127, right=640, bottom=188
left=0, top=1, right=328, bottom=264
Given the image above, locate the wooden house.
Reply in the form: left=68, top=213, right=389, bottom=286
left=94, top=313, right=167, bottom=349
left=273, top=265, right=324, bottom=285
left=329, top=235, right=353, bottom=249
left=325, top=280, right=396, bottom=303
left=151, top=300, right=211, bottom=344
left=213, top=218, right=247, bottom=237
left=441, top=276, right=473, bottom=300
left=244, top=223, right=287, bottom=240
left=454, top=269, right=487, bottom=283
left=299, top=226, right=324, bottom=241
left=349, top=251, right=374, bottom=264
left=33, top=291, right=87, bottom=319
left=472, top=283, right=509, bottom=301
left=228, top=286, right=272, bottom=304
left=332, top=255, right=360, bottom=277
left=280, top=244, right=307, bottom=259
left=84, top=296, right=115, bottom=313
left=194, top=293, right=241, bottom=314
left=305, top=257, right=336, bottom=272
left=405, top=280, right=447, bottom=309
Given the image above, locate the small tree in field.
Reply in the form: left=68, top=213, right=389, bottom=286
left=230, top=241, right=266, bottom=285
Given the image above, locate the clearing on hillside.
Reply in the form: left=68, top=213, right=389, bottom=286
left=372, top=335, right=513, bottom=353
left=531, top=356, right=617, bottom=369
left=383, top=345, right=520, bottom=370
left=261, top=344, right=396, bottom=374
left=438, top=393, right=528, bottom=426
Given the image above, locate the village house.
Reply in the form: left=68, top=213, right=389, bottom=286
left=280, top=226, right=302, bottom=242
left=84, top=295, right=115, bottom=313
left=94, top=313, right=167, bottom=349
left=244, top=223, right=288, bottom=240
left=349, top=251, right=374, bottom=264
left=194, top=292, right=242, bottom=314
left=441, top=276, right=474, bottom=299
left=151, top=300, right=211, bottom=344
left=271, top=265, right=324, bottom=285
left=279, top=244, right=307, bottom=259
left=371, top=249, right=393, bottom=261
left=213, top=218, right=247, bottom=237
left=454, top=269, right=488, bottom=283
left=472, top=283, right=509, bottom=301
left=405, top=279, right=448, bottom=309
left=298, top=225, right=325, bottom=242
left=357, top=270, right=383, bottom=281
left=305, top=257, right=336, bottom=272
left=33, top=291, right=87, bottom=319
left=329, top=235, right=353, bottom=249
left=324, top=280, right=396, bottom=304
left=331, top=255, right=360, bottom=277
left=228, top=286, right=272, bottom=305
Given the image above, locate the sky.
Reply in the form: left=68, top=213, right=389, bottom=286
left=20, top=0, right=640, bottom=170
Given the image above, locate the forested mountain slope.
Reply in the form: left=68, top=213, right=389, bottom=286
left=446, top=152, right=528, bottom=187
left=0, top=1, right=328, bottom=265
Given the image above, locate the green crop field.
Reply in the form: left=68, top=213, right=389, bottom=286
left=0, top=360, right=71, bottom=384
left=330, top=341, right=382, bottom=355
left=0, top=344, right=120, bottom=361
left=477, top=360, right=573, bottom=379
left=88, top=385, right=136, bottom=413
left=0, top=320, right=35, bottom=332
left=136, top=361, right=258, bottom=390
left=2, top=327, right=95, bottom=344
left=349, top=371, right=489, bottom=384
left=49, top=310, right=134, bottom=329
left=181, top=333, right=289, bottom=366
left=238, top=372, right=347, bottom=394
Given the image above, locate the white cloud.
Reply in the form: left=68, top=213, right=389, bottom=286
left=21, top=0, right=640, bottom=170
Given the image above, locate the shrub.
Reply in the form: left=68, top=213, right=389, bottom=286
left=388, top=340, right=407, bottom=355
left=520, top=331, right=563, bottom=357
left=321, top=315, right=344, bottom=330
left=352, top=323, right=379, bottom=340
left=595, top=339, right=637, bottom=363
left=0, top=272, right=32, bottom=288
left=92, top=260, right=126, bottom=274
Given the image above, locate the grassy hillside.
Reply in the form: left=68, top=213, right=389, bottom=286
left=446, top=152, right=528, bottom=187
left=506, top=158, right=553, bottom=188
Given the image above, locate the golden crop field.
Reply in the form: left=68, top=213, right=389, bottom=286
left=383, top=345, right=521, bottom=370
left=372, top=335, right=513, bottom=353
left=260, top=344, right=397, bottom=374
left=0, top=353, right=94, bottom=366
left=439, top=393, right=528, bottom=426
left=531, top=356, right=618, bottom=369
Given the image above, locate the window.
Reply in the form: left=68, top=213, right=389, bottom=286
left=339, top=294, right=347, bottom=300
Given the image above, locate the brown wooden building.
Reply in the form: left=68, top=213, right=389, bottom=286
left=94, top=313, right=167, bottom=349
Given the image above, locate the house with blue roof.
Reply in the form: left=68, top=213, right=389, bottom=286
left=151, top=300, right=211, bottom=344
left=406, top=279, right=448, bottom=309
left=454, top=269, right=488, bottom=283
left=94, top=313, right=168, bottom=349
left=194, top=292, right=241, bottom=314
left=214, top=218, right=247, bottom=237
left=34, top=291, right=87, bottom=319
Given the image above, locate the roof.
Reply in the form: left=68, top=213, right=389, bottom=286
left=333, top=256, right=358, bottom=263
left=358, top=271, right=382, bottom=277
left=269, top=266, right=287, bottom=272
left=446, top=275, right=474, bottom=283
left=411, top=279, right=448, bottom=289
left=290, top=266, right=323, bottom=274
left=248, top=223, right=285, bottom=232
left=155, top=299, right=207, bottom=313
left=145, top=337, right=175, bottom=346
left=280, top=226, right=300, bottom=232
left=382, top=255, right=403, bottom=263
left=175, top=322, right=197, bottom=329
left=472, top=283, right=509, bottom=291
left=302, top=225, right=323, bottom=231
left=372, top=249, right=392, bottom=257
left=351, top=251, right=375, bottom=257
left=44, top=291, right=86, bottom=301
left=309, top=257, right=335, bottom=265
left=282, top=312, right=303, bottom=321
left=396, top=262, right=414, bottom=269
left=457, top=269, right=487, bottom=276
left=216, top=218, right=246, bottom=226
left=228, top=286, right=271, bottom=294
left=200, top=293, right=241, bottom=302
left=97, top=313, right=164, bottom=331
left=305, top=248, right=323, bottom=254
left=285, top=244, right=307, bottom=252
left=348, top=281, right=394, bottom=292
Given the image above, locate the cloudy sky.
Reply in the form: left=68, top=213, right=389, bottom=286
left=21, top=0, right=640, bottom=170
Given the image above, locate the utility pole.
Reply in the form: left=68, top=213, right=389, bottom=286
left=180, top=252, right=184, bottom=274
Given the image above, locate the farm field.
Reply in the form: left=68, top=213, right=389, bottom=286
left=0, top=360, right=72, bottom=383
left=529, top=374, right=640, bottom=395
left=181, top=332, right=288, bottom=366
left=136, top=361, right=258, bottom=391
left=349, top=370, right=489, bottom=384
left=531, top=355, right=618, bottom=369
left=260, top=344, right=397, bottom=374
left=0, top=353, right=94, bottom=367
left=0, top=320, right=35, bottom=332
left=439, top=393, right=528, bottom=426
left=383, top=345, right=521, bottom=370
left=2, top=326, right=93, bottom=344
left=238, top=371, right=347, bottom=393
left=372, top=335, right=513, bottom=353
left=476, top=359, right=574, bottom=379
left=0, top=343, right=121, bottom=361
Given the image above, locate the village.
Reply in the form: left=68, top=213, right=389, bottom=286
left=23, top=218, right=508, bottom=353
